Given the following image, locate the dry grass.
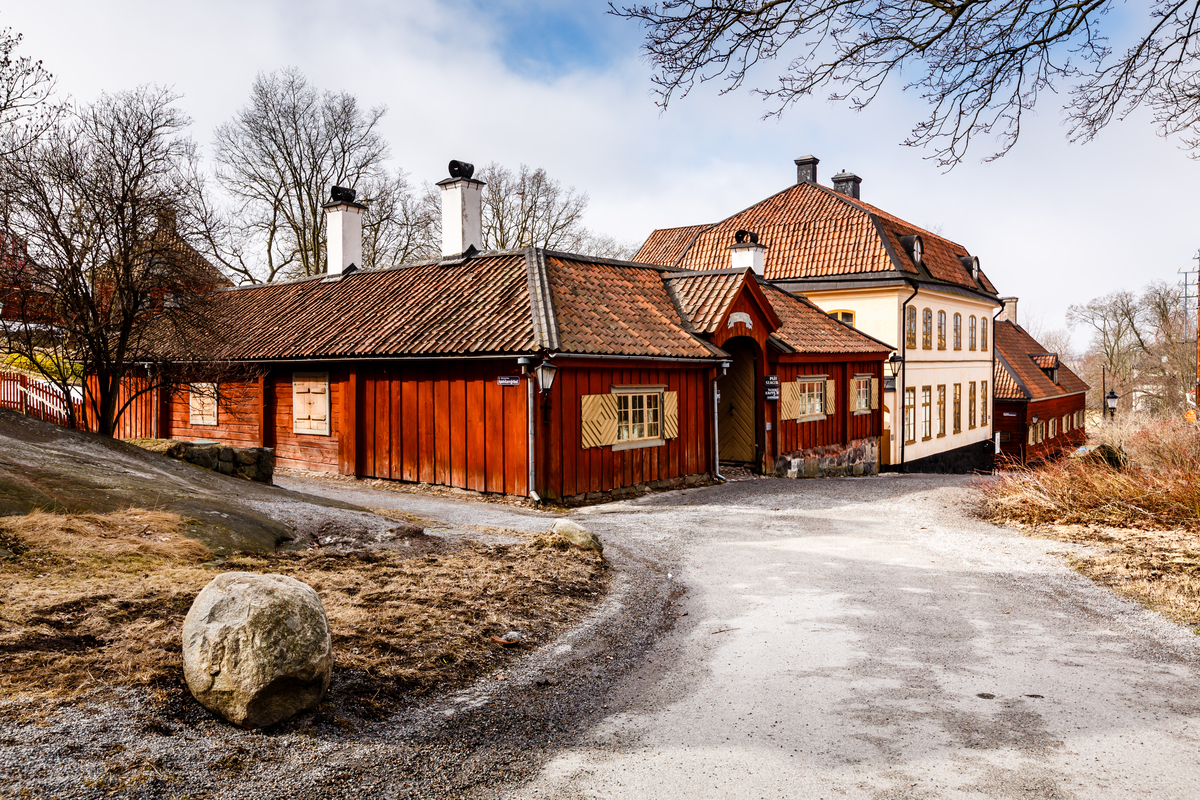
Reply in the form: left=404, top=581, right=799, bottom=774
left=982, top=414, right=1200, bottom=630
left=0, top=508, right=606, bottom=712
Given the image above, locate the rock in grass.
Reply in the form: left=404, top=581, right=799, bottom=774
left=182, top=572, right=331, bottom=729
left=548, top=520, right=603, bottom=554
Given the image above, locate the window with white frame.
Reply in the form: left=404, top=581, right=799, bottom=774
left=293, top=372, right=330, bottom=435
left=798, top=379, right=826, bottom=419
left=616, top=391, right=661, bottom=442
left=1049, top=417, right=1057, bottom=438
left=853, top=375, right=871, bottom=412
left=189, top=383, right=217, bottom=426
left=922, top=387, right=932, bottom=440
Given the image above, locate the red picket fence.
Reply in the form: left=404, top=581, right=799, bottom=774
left=0, top=371, right=86, bottom=428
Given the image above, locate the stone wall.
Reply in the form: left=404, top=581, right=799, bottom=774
left=774, top=436, right=879, bottom=479
left=158, top=440, right=275, bottom=483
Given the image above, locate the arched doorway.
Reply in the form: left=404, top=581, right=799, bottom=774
left=719, top=337, right=758, bottom=463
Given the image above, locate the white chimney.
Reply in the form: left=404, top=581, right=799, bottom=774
left=437, top=160, right=485, bottom=257
left=999, top=296, right=1018, bottom=325
left=729, top=230, right=766, bottom=274
left=323, top=185, right=365, bottom=278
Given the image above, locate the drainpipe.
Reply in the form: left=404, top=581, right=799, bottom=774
left=519, top=356, right=540, bottom=503
left=898, top=280, right=919, bottom=471
left=714, top=363, right=729, bottom=481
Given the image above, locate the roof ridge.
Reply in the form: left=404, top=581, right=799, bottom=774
left=525, top=248, right=560, bottom=350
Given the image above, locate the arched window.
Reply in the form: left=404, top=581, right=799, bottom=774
left=937, top=310, right=946, bottom=350
left=922, top=308, right=933, bottom=349
left=953, top=313, right=962, bottom=350
left=968, top=316, right=977, bottom=350
left=980, top=317, right=988, bottom=351
left=905, top=306, right=917, bottom=349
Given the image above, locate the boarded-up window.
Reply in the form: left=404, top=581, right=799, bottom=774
left=189, top=383, right=217, bottom=426
left=582, top=388, right=678, bottom=449
left=293, top=372, right=330, bottom=435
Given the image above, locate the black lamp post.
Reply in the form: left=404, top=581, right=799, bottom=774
left=1105, top=389, right=1118, bottom=419
left=535, top=359, right=557, bottom=425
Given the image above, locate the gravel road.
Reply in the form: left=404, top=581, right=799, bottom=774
left=4, top=473, right=1200, bottom=799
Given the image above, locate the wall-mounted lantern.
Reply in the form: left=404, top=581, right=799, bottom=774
left=1105, top=390, right=1118, bottom=419
left=888, top=353, right=904, bottom=378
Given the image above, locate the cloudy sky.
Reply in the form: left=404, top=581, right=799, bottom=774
left=5, top=1, right=1197, bottom=347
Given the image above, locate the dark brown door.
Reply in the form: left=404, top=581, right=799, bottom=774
left=719, top=338, right=756, bottom=462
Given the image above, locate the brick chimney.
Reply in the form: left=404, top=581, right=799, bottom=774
left=729, top=230, right=766, bottom=274
left=323, top=185, right=366, bottom=278
left=795, top=155, right=819, bottom=184
left=437, top=160, right=485, bottom=258
left=832, top=171, right=862, bottom=200
left=998, top=297, right=1018, bottom=324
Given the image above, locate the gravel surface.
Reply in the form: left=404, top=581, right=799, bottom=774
left=4, top=473, right=1200, bottom=798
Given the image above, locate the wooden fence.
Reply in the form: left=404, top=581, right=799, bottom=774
left=0, top=371, right=86, bottom=428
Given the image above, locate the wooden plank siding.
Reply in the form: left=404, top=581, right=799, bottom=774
left=995, top=392, right=1087, bottom=464
left=774, top=357, right=884, bottom=455
left=535, top=361, right=714, bottom=502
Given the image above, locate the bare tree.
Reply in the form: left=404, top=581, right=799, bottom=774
left=0, top=86, right=235, bottom=435
left=359, top=169, right=440, bottom=268
left=212, top=68, right=392, bottom=282
left=613, top=1, right=1200, bottom=167
left=0, top=26, right=59, bottom=155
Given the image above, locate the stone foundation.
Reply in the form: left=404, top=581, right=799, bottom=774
left=773, top=436, right=879, bottom=479
left=557, top=472, right=713, bottom=507
left=156, top=440, right=275, bottom=483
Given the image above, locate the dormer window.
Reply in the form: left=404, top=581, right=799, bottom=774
left=901, top=235, right=924, bottom=266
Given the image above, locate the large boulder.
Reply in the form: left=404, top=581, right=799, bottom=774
left=548, top=520, right=603, bottom=554
left=182, top=572, right=332, bottom=728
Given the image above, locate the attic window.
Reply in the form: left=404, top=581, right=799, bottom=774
left=901, top=235, right=924, bottom=266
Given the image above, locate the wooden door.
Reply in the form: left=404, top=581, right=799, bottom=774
left=719, top=339, right=756, bottom=462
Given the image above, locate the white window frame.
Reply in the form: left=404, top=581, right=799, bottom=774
left=615, top=391, right=662, bottom=444
left=189, top=382, right=218, bottom=426
left=293, top=372, right=331, bottom=436
left=797, top=378, right=827, bottom=421
left=921, top=386, right=932, bottom=440
left=853, top=375, right=872, bottom=414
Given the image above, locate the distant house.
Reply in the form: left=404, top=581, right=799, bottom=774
left=636, top=155, right=1002, bottom=473
left=131, top=164, right=891, bottom=502
left=992, top=298, right=1089, bottom=463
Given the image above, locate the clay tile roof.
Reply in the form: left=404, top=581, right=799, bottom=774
left=760, top=283, right=893, bottom=354
left=634, top=224, right=714, bottom=267
left=993, top=320, right=1089, bottom=401
left=636, top=181, right=997, bottom=295
left=209, top=253, right=538, bottom=360
left=543, top=254, right=718, bottom=358
left=663, top=271, right=747, bottom=334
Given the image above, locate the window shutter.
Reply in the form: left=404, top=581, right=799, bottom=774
left=780, top=381, right=800, bottom=421
left=580, top=394, right=619, bottom=449
left=293, top=373, right=330, bottom=435
left=662, top=391, right=679, bottom=440
left=824, top=378, right=835, bottom=415
left=294, top=380, right=311, bottom=431
left=870, top=377, right=880, bottom=410
left=189, top=383, right=217, bottom=426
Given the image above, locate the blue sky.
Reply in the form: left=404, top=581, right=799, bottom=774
left=3, top=1, right=1197, bottom=348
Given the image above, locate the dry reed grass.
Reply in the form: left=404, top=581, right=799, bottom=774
left=0, top=508, right=606, bottom=711
left=982, top=414, right=1200, bottom=628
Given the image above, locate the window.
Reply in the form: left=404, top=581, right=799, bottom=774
left=1062, top=414, right=1069, bottom=434
left=830, top=310, right=855, bottom=326
left=617, top=392, right=661, bottom=442
left=980, top=317, right=988, bottom=351
left=853, top=375, right=872, bottom=413
left=904, top=387, right=916, bottom=444
left=797, top=379, right=826, bottom=419
left=905, top=306, right=917, bottom=349
left=981, top=381, right=988, bottom=426
left=921, top=387, right=932, bottom=440
left=953, top=384, right=962, bottom=432
left=953, top=313, right=962, bottom=350
left=937, top=311, right=947, bottom=349
left=1028, top=425, right=1036, bottom=445
left=937, top=385, right=946, bottom=436
left=968, top=316, right=977, bottom=350
left=922, top=308, right=933, bottom=349
left=293, top=372, right=330, bottom=435
left=189, top=383, right=217, bottom=426
left=969, top=382, right=977, bottom=429
left=1049, top=417, right=1057, bottom=438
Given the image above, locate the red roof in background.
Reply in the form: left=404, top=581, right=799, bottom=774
left=759, top=283, right=892, bottom=354
left=634, top=181, right=998, bottom=295
left=993, top=320, right=1089, bottom=401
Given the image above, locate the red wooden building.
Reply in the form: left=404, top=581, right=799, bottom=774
left=992, top=298, right=1089, bottom=464
left=143, top=172, right=890, bottom=502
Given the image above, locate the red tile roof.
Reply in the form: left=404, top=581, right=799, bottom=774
left=634, top=181, right=997, bottom=295
left=760, top=283, right=892, bottom=354
left=664, top=271, right=747, bottom=334
left=993, top=320, right=1089, bottom=402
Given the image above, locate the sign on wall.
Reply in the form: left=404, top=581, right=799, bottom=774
left=727, top=312, right=753, bottom=329
left=496, top=375, right=521, bottom=387
left=764, top=374, right=779, bottom=402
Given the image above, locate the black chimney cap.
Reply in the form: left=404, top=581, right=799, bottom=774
left=330, top=185, right=356, bottom=203
left=734, top=230, right=760, bottom=245
left=448, top=160, right=475, bottom=180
